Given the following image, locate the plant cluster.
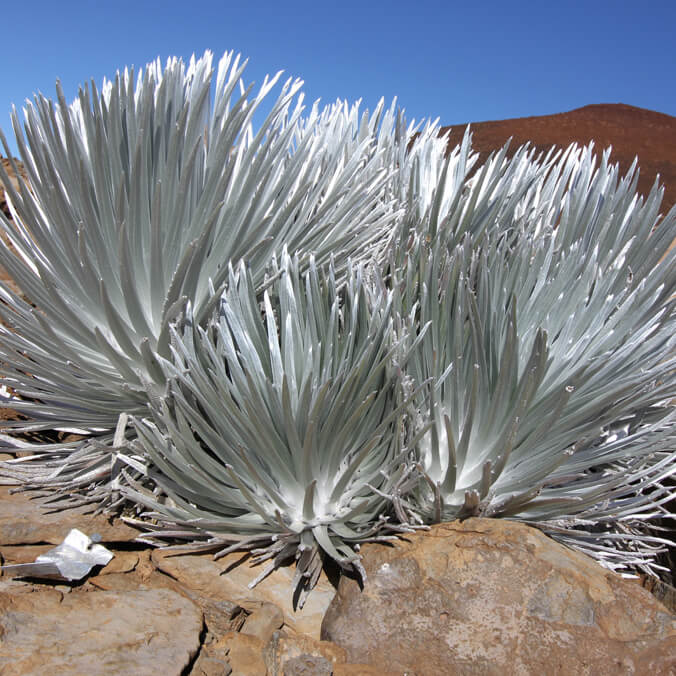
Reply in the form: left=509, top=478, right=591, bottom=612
left=0, top=51, right=674, bottom=603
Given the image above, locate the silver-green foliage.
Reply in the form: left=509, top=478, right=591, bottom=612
left=394, top=145, right=676, bottom=574
left=124, top=254, right=415, bottom=604
left=0, top=51, right=429, bottom=496
left=0, top=50, right=407, bottom=434
left=0, top=48, right=674, bottom=590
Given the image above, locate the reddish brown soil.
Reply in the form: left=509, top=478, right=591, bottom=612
left=442, top=103, right=676, bottom=216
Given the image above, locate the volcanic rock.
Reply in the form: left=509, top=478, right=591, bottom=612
left=0, top=587, right=203, bottom=675
left=152, top=549, right=335, bottom=639
left=321, top=518, right=676, bottom=676
left=263, top=630, right=348, bottom=675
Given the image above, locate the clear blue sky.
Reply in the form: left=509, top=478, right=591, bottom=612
left=2, top=0, right=675, bottom=157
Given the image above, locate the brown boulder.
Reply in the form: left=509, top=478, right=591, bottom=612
left=215, top=632, right=267, bottom=676
left=240, top=601, right=285, bottom=644
left=88, top=550, right=245, bottom=642
left=263, top=630, right=348, bottom=675
left=322, top=519, right=676, bottom=675
left=333, top=665, right=393, bottom=676
left=0, top=587, right=203, bottom=675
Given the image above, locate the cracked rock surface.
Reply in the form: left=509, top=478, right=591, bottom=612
left=0, top=587, right=203, bottom=676
left=0, top=484, right=366, bottom=675
left=0, top=473, right=675, bottom=675
left=322, top=518, right=676, bottom=675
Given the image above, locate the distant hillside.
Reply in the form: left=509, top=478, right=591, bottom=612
left=442, top=103, right=676, bottom=216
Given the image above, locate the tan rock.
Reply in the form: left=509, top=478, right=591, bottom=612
left=0, top=577, right=48, bottom=595
left=215, top=631, right=266, bottom=676
left=0, top=486, right=139, bottom=545
left=264, top=630, right=347, bottom=675
left=0, top=588, right=203, bottom=675
left=88, top=564, right=244, bottom=641
left=0, top=543, right=52, bottom=565
left=322, top=518, right=676, bottom=676
left=276, top=652, right=332, bottom=675
left=96, top=550, right=138, bottom=575
left=190, top=653, right=233, bottom=676
left=135, top=548, right=156, bottom=580
left=240, top=601, right=284, bottom=643
left=153, top=550, right=335, bottom=639
left=88, top=571, right=148, bottom=591
left=88, top=566, right=188, bottom=596
left=637, top=573, right=676, bottom=614
left=333, top=665, right=395, bottom=676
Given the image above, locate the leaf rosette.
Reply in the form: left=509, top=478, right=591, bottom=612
left=124, top=254, right=416, bottom=604
left=0, top=50, right=424, bottom=495
left=394, top=146, right=676, bottom=574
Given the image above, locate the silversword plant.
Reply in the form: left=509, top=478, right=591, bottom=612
left=123, top=254, right=418, bottom=605
left=0, top=50, right=674, bottom=596
left=393, top=145, right=676, bottom=575
left=0, top=51, right=422, bottom=499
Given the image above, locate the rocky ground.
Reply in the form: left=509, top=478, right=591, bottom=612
left=1, top=104, right=676, bottom=674
left=0, top=487, right=674, bottom=675
left=0, top=484, right=345, bottom=675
